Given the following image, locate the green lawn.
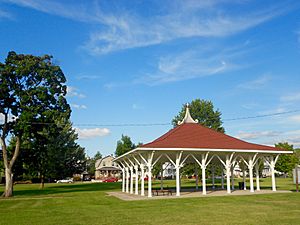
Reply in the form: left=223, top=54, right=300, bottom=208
left=0, top=178, right=300, bottom=225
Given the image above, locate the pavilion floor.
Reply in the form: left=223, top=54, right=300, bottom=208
left=107, top=188, right=291, bottom=201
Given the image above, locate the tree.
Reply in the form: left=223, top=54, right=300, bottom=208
left=115, top=135, right=135, bottom=157
left=87, top=151, right=102, bottom=176
left=172, top=99, right=225, bottom=132
left=0, top=51, right=69, bottom=197
left=26, top=120, right=85, bottom=187
left=94, top=151, right=102, bottom=160
left=275, top=142, right=299, bottom=177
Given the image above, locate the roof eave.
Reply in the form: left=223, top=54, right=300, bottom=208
left=136, top=147, right=293, bottom=154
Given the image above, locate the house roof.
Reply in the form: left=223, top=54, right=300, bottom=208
left=141, top=123, right=283, bottom=151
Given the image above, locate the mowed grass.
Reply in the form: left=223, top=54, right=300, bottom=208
left=0, top=178, right=300, bottom=225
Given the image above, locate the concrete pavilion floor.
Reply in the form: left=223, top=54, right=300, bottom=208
left=107, top=188, right=291, bottom=201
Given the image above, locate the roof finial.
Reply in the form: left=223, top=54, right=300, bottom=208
left=177, top=103, right=199, bottom=125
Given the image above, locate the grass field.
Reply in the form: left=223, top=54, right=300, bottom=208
left=0, top=178, right=300, bottom=225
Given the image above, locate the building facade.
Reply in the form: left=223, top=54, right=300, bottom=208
left=95, top=155, right=121, bottom=179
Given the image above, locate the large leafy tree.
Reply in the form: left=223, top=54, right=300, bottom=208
left=0, top=51, right=69, bottom=197
left=172, top=99, right=225, bottom=133
left=115, top=135, right=136, bottom=157
left=275, top=142, right=299, bottom=177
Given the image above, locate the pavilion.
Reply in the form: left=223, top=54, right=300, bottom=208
left=114, top=105, right=292, bottom=197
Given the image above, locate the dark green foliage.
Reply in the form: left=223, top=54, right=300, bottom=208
left=115, top=135, right=136, bottom=156
left=275, top=142, right=299, bottom=176
left=0, top=51, right=71, bottom=195
left=87, top=151, right=103, bottom=176
left=172, top=99, right=225, bottom=132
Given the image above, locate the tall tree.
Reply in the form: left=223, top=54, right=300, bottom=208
left=87, top=151, right=103, bottom=176
left=275, top=142, right=299, bottom=177
left=115, top=135, right=135, bottom=157
left=0, top=51, right=69, bottom=197
left=25, top=120, right=85, bottom=187
left=172, top=99, right=225, bottom=132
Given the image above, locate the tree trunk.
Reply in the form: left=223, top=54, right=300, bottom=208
left=1, top=135, right=21, bottom=197
left=40, top=174, right=45, bottom=189
left=3, top=168, right=13, bottom=197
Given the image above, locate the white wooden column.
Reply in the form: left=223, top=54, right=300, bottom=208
left=264, top=155, right=279, bottom=191
left=129, top=166, right=134, bottom=194
left=119, top=162, right=126, bottom=193
left=175, top=152, right=183, bottom=197
left=134, top=165, right=139, bottom=195
left=248, top=157, right=254, bottom=192
left=240, top=154, right=258, bottom=193
left=125, top=167, right=129, bottom=193
left=192, top=152, right=214, bottom=195
left=147, top=151, right=155, bottom=198
left=140, top=163, right=145, bottom=196
left=122, top=168, right=125, bottom=192
left=225, top=156, right=231, bottom=194
left=255, top=162, right=260, bottom=191
left=201, top=154, right=207, bottom=195
left=215, top=153, right=235, bottom=194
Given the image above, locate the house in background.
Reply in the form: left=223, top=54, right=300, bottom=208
left=95, top=155, right=121, bottom=179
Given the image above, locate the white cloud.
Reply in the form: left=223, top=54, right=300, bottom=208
left=280, top=92, right=300, bottom=102
left=66, top=86, right=86, bottom=98
left=83, top=4, right=287, bottom=55
left=237, top=74, right=272, bottom=90
left=134, top=46, right=244, bottom=85
left=71, top=104, right=87, bottom=110
left=288, top=114, right=300, bottom=123
left=241, top=103, right=259, bottom=110
left=236, top=130, right=281, bottom=140
left=5, top=0, right=291, bottom=55
left=76, top=75, right=101, bottom=80
left=75, top=127, right=110, bottom=139
left=235, top=129, right=300, bottom=148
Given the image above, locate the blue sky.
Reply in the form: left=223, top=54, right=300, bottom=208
left=1, top=0, right=300, bottom=157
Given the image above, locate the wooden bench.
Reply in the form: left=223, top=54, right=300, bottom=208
left=152, top=189, right=172, bottom=196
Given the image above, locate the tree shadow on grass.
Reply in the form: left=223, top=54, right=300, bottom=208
left=10, top=182, right=121, bottom=197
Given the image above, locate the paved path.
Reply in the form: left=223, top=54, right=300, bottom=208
left=107, top=189, right=291, bottom=201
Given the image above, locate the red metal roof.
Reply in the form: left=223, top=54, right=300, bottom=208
left=141, top=123, right=282, bottom=151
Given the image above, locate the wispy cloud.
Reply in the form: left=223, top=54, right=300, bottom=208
left=66, top=86, right=86, bottom=98
left=75, top=127, right=110, bottom=139
left=236, top=130, right=282, bottom=140
left=288, top=114, right=300, bottom=123
left=83, top=3, right=289, bottom=55
left=134, top=45, right=245, bottom=85
left=241, top=103, right=259, bottom=110
left=76, top=75, right=101, bottom=80
left=0, top=8, right=13, bottom=20
left=4, top=0, right=292, bottom=55
left=237, top=74, right=272, bottom=90
left=280, top=92, right=300, bottom=102
left=71, top=104, right=87, bottom=110
left=235, top=128, right=300, bottom=148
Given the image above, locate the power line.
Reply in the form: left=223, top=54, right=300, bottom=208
left=1, top=109, right=300, bottom=127
left=223, top=109, right=300, bottom=121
